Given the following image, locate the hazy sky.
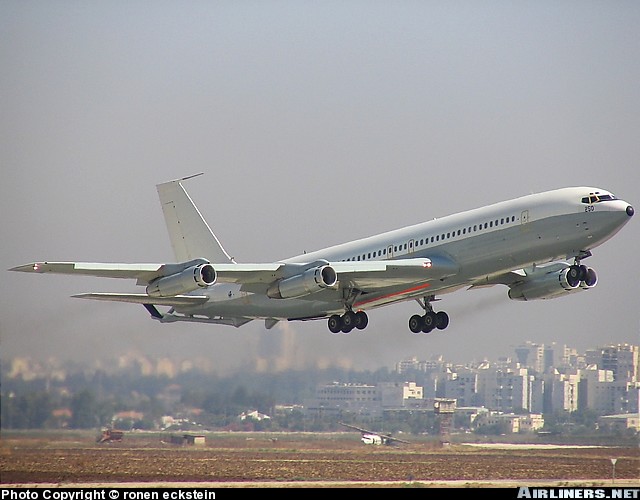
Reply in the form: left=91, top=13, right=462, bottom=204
left=1, top=1, right=638, bottom=375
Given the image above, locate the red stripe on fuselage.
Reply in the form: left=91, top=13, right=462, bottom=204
left=355, top=283, right=431, bottom=308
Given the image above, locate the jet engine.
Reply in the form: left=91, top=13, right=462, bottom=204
left=508, top=266, right=597, bottom=301
left=267, top=265, right=338, bottom=299
left=146, top=263, right=217, bottom=297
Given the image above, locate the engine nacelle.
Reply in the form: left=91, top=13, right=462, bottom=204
left=267, top=265, right=338, bottom=299
left=146, top=263, right=217, bottom=297
left=508, top=267, right=597, bottom=301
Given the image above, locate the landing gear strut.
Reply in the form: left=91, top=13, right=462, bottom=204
left=409, top=296, right=449, bottom=334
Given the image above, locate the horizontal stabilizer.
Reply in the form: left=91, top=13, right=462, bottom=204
left=159, top=314, right=254, bottom=327
left=72, top=293, right=209, bottom=306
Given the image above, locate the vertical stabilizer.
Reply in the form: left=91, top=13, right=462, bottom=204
left=157, top=174, right=235, bottom=264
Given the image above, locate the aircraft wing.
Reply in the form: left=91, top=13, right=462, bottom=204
left=339, top=422, right=372, bottom=434
left=10, top=256, right=458, bottom=304
left=213, top=256, right=457, bottom=287
left=9, top=260, right=212, bottom=286
left=339, top=422, right=410, bottom=445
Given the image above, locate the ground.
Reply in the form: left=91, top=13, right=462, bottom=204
left=1, top=431, right=638, bottom=488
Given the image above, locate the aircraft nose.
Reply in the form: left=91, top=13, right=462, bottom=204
left=627, top=205, right=634, bottom=217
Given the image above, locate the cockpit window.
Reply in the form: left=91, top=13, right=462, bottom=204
left=581, top=192, right=616, bottom=204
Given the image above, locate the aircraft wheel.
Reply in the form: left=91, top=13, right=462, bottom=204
left=578, top=264, right=589, bottom=281
left=341, top=311, right=356, bottom=333
left=422, top=311, right=436, bottom=333
left=328, top=314, right=342, bottom=334
left=409, top=314, right=424, bottom=333
left=583, top=267, right=597, bottom=287
left=435, top=311, right=449, bottom=330
left=567, top=265, right=582, bottom=287
left=355, top=311, right=369, bottom=330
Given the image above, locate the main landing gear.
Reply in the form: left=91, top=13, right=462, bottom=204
left=409, top=296, right=449, bottom=334
left=324, top=292, right=449, bottom=335
left=328, top=287, right=369, bottom=334
left=328, top=310, right=369, bottom=334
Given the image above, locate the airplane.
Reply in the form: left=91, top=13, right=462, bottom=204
left=10, top=174, right=634, bottom=335
left=339, top=422, right=411, bottom=445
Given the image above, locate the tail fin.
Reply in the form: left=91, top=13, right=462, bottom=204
left=156, top=174, right=235, bottom=264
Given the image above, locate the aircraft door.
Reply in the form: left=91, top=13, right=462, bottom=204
left=521, top=210, right=529, bottom=224
left=408, top=239, right=415, bottom=254
left=387, top=245, right=394, bottom=258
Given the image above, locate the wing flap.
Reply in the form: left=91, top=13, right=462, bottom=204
left=72, top=293, right=209, bottom=306
left=212, top=263, right=284, bottom=283
left=331, top=256, right=458, bottom=290
left=468, top=261, right=571, bottom=289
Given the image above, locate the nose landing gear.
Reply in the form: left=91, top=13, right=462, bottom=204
left=567, top=253, right=598, bottom=289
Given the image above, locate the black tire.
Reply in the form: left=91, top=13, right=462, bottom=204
left=328, top=314, right=342, bottom=334
left=342, top=311, right=355, bottom=327
left=567, top=265, right=581, bottom=287
left=355, top=311, right=369, bottom=330
left=409, top=314, right=424, bottom=333
left=583, top=267, right=597, bottom=287
left=423, top=312, right=436, bottom=333
left=435, top=311, right=449, bottom=330
left=578, top=264, right=588, bottom=281
left=341, top=311, right=356, bottom=333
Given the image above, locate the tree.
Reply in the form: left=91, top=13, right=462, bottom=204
left=70, top=389, right=97, bottom=428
